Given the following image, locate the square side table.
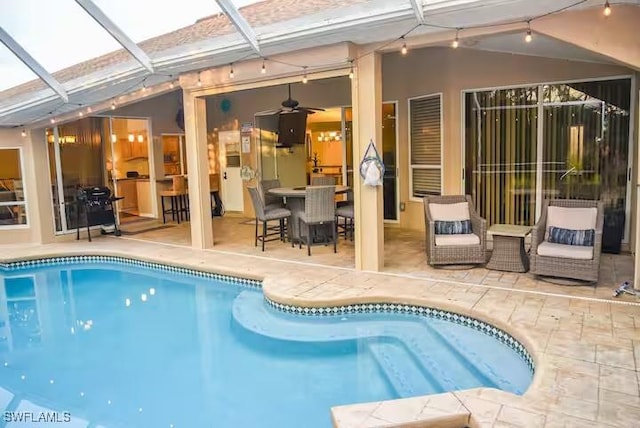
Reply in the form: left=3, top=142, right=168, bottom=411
left=486, top=224, right=532, bottom=272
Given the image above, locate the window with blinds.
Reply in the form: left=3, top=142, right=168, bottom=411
left=409, top=94, right=442, bottom=198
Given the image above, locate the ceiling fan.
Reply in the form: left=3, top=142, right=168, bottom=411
left=256, top=84, right=325, bottom=116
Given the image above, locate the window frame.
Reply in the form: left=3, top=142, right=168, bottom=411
left=408, top=92, right=444, bottom=202
left=0, top=146, right=28, bottom=229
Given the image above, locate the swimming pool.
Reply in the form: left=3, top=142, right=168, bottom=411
left=0, top=258, right=533, bottom=427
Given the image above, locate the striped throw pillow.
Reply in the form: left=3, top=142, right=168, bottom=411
left=434, top=220, right=472, bottom=235
left=548, top=226, right=595, bottom=246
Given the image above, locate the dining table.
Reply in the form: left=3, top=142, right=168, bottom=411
left=268, top=185, right=349, bottom=243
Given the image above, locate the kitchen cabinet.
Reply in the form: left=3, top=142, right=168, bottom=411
left=130, top=140, right=148, bottom=159
left=136, top=180, right=152, bottom=216
left=116, top=179, right=138, bottom=212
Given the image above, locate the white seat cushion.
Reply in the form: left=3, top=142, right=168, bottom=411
left=435, top=233, right=480, bottom=246
left=429, top=202, right=470, bottom=221
left=546, top=206, right=597, bottom=239
left=537, top=241, right=594, bottom=260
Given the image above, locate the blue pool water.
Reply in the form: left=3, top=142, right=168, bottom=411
left=0, top=261, right=532, bottom=427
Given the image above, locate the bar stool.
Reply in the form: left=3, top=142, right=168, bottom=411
left=160, top=176, right=189, bottom=223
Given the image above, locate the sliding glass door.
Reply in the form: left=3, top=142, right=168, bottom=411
left=47, top=118, right=108, bottom=232
left=465, top=78, right=631, bottom=247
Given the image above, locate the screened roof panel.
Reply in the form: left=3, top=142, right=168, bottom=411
left=0, top=43, right=40, bottom=92
left=92, top=0, right=258, bottom=43
left=0, top=0, right=121, bottom=80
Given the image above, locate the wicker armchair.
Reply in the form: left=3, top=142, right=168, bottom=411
left=530, top=199, right=604, bottom=283
left=423, top=195, right=487, bottom=266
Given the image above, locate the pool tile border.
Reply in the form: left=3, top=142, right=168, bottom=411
left=0, top=255, right=262, bottom=288
left=1, top=255, right=534, bottom=375
left=264, top=297, right=535, bottom=374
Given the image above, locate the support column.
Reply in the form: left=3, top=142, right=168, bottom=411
left=351, top=52, right=384, bottom=271
left=184, top=90, right=214, bottom=249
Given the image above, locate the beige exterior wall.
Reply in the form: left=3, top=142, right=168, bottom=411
left=0, top=128, right=52, bottom=244
left=382, top=46, right=634, bottom=231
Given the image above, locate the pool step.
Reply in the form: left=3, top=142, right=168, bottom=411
left=366, top=340, right=441, bottom=397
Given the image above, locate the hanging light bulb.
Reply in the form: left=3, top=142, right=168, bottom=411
left=261, top=60, right=266, bottom=74
left=169, top=80, right=175, bottom=89
left=603, top=1, right=611, bottom=16
left=78, top=111, right=83, bottom=117
left=349, top=63, right=354, bottom=79
left=229, top=64, right=234, bottom=79
left=400, top=37, right=408, bottom=55
left=111, top=100, right=116, bottom=110
left=87, top=106, right=92, bottom=113
left=302, top=67, right=308, bottom=84
left=197, top=72, right=202, bottom=87
left=452, top=29, right=460, bottom=49
left=50, top=115, right=56, bottom=124
left=525, top=30, right=532, bottom=43
left=21, top=129, right=26, bottom=138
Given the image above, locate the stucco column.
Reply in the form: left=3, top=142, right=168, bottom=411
left=30, top=130, right=55, bottom=243
left=351, top=52, right=384, bottom=271
left=183, top=90, right=214, bottom=249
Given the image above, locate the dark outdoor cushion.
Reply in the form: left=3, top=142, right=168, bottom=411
left=434, top=219, right=472, bottom=235
left=548, top=226, right=595, bottom=246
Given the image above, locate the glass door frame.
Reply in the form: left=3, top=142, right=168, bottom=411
left=460, top=74, right=635, bottom=243
left=341, top=102, right=400, bottom=223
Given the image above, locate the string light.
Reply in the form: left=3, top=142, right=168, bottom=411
left=21, top=129, right=26, bottom=137
left=30, top=2, right=596, bottom=126
left=78, top=111, right=83, bottom=117
left=452, top=29, right=460, bottom=49
left=603, top=1, right=611, bottom=16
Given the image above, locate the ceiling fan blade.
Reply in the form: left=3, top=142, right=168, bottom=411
left=298, top=106, right=325, bottom=112
left=255, top=108, right=281, bottom=116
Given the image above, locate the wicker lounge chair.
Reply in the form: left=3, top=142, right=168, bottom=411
left=530, top=199, right=604, bottom=283
left=423, top=195, right=487, bottom=266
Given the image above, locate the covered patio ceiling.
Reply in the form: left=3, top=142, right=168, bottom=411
left=0, top=0, right=637, bottom=128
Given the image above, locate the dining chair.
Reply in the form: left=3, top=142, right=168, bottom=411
left=259, top=179, right=284, bottom=210
left=310, top=176, right=336, bottom=186
left=248, top=187, right=291, bottom=251
left=298, top=186, right=337, bottom=256
left=336, top=189, right=354, bottom=240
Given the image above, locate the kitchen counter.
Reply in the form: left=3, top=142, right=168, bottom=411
left=115, top=177, right=150, bottom=181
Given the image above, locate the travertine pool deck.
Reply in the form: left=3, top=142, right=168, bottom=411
left=1, top=237, right=639, bottom=428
